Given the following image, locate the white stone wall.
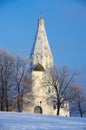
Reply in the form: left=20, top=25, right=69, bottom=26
left=32, top=71, right=54, bottom=115
left=31, top=70, right=70, bottom=116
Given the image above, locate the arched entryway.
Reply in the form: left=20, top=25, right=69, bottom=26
left=34, top=106, right=42, bottom=114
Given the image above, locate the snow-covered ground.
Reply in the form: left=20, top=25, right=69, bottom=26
left=0, top=112, right=86, bottom=130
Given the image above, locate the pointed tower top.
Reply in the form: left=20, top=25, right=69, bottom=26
left=37, top=12, right=44, bottom=26
left=30, top=17, right=53, bottom=69
left=38, top=16, right=44, bottom=26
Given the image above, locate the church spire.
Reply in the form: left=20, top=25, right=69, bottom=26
left=40, top=11, right=43, bottom=19
left=30, top=17, right=53, bottom=69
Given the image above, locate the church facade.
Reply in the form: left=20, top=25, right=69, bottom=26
left=24, top=17, right=69, bottom=116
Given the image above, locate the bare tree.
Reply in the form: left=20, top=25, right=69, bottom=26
left=14, top=56, right=33, bottom=112
left=70, top=85, right=86, bottom=117
left=14, top=56, right=27, bottom=112
left=22, top=71, right=35, bottom=111
left=43, top=66, right=78, bottom=115
left=0, top=50, right=34, bottom=112
left=0, top=50, right=15, bottom=111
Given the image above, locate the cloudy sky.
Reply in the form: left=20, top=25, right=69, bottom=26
left=0, top=0, right=86, bottom=90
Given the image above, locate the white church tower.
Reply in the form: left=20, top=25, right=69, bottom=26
left=29, top=17, right=55, bottom=115
left=30, top=17, right=53, bottom=69
left=24, top=17, right=69, bottom=116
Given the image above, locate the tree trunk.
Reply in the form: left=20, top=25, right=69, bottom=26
left=17, top=102, right=21, bottom=112
left=6, top=95, right=8, bottom=111
left=5, top=85, right=9, bottom=111
left=17, top=95, right=22, bottom=112
left=57, top=100, right=60, bottom=115
left=1, top=99, right=4, bottom=111
left=80, top=109, right=83, bottom=117
left=80, top=113, right=83, bottom=117
left=6, top=99, right=8, bottom=111
left=1, top=87, right=4, bottom=111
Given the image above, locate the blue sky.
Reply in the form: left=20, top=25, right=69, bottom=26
left=0, top=0, right=86, bottom=90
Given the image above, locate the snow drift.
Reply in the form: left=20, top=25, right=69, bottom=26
left=0, top=112, right=86, bottom=130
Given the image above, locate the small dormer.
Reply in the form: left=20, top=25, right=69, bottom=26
left=33, top=63, right=45, bottom=71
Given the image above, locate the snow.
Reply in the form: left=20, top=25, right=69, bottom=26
left=0, top=112, right=86, bottom=130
